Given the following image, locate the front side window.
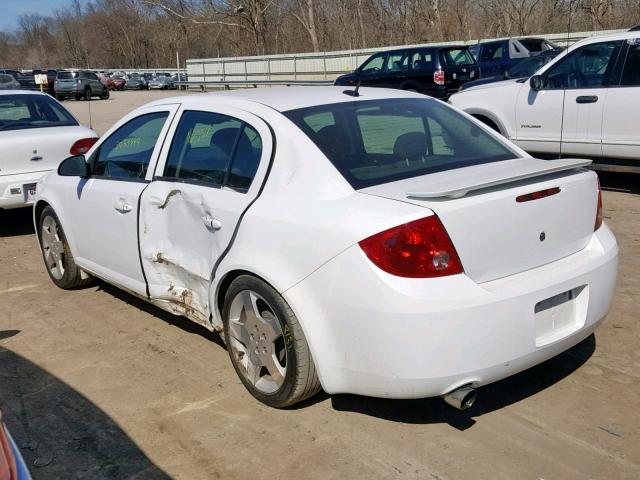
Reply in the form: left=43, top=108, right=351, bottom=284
left=543, top=41, right=620, bottom=89
left=164, top=111, right=262, bottom=191
left=620, top=42, right=640, bottom=86
left=0, top=94, right=77, bottom=131
left=92, top=112, right=169, bottom=179
left=385, top=52, right=409, bottom=72
left=285, top=99, right=517, bottom=189
left=360, top=54, right=386, bottom=74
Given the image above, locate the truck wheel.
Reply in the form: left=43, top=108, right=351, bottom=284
left=223, top=275, right=321, bottom=408
left=38, top=206, right=93, bottom=290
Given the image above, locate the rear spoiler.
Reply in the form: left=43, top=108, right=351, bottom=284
left=406, top=158, right=592, bottom=199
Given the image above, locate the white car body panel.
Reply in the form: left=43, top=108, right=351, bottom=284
left=0, top=90, right=96, bottom=209
left=35, top=87, right=619, bottom=400
left=450, top=31, right=640, bottom=164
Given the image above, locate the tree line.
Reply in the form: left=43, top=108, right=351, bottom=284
left=1, top=0, right=639, bottom=70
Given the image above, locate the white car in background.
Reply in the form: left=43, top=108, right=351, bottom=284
left=0, top=91, right=97, bottom=209
left=34, top=87, right=618, bottom=409
left=449, top=30, right=640, bottom=173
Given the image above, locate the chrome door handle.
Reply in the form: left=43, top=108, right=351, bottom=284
left=202, top=214, right=222, bottom=230
left=113, top=199, right=132, bottom=213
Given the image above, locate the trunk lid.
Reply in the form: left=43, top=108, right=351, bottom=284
left=0, top=125, right=96, bottom=176
left=360, top=158, right=598, bottom=283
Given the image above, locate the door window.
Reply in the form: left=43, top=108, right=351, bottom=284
left=164, top=110, right=262, bottom=192
left=385, top=52, right=409, bottom=73
left=92, top=111, right=169, bottom=179
left=620, top=42, right=640, bottom=86
left=481, top=43, right=504, bottom=62
left=360, top=54, right=386, bottom=74
left=543, top=41, right=620, bottom=89
left=410, top=51, right=433, bottom=71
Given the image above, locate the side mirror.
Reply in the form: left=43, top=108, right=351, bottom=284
left=530, top=75, right=544, bottom=91
left=58, top=155, right=91, bottom=177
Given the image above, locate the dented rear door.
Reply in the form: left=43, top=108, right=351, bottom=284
left=139, top=106, right=273, bottom=329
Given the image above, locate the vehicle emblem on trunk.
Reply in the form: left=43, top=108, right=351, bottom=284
left=539, top=231, right=546, bottom=242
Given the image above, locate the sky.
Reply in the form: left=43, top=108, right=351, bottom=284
left=0, top=0, right=90, bottom=31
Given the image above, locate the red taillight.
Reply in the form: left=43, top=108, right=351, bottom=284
left=595, top=178, right=603, bottom=231
left=359, top=215, right=463, bottom=278
left=70, top=137, right=98, bottom=155
left=0, top=420, right=17, bottom=480
left=434, top=69, right=445, bottom=85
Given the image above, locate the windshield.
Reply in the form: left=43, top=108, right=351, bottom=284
left=284, top=98, right=517, bottom=189
left=57, top=71, right=77, bottom=80
left=440, top=48, right=476, bottom=66
left=0, top=94, right=78, bottom=131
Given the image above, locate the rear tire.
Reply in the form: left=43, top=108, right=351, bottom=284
left=100, top=89, right=109, bottom=100
left=223, top=275, right=321, bottom=408
left=38, top=206, right=93, bottom=290
left=83, top=87, right=91, bottom=101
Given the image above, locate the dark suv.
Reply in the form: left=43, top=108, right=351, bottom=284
left=54, top=70, right=109, bottom=101
left=334, top=45, right=479, bottom=99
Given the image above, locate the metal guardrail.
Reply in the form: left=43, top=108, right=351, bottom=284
left=176, top=79, right=335, bottom=91
left=186, top=29, right=625, bottom=85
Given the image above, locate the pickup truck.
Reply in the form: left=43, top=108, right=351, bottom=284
left=450, top=30, right=640, bottom=173
left=469, top=37, right=560, bottom=78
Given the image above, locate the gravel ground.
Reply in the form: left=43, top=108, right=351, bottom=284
left=0, top=89, right=638, bottom=479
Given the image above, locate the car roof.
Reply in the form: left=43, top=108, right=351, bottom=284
left=144, top=86, right=427, bottom=112
left=0, top=89, right=49, bottom=97
left=572, top=30, right=640, bottom=49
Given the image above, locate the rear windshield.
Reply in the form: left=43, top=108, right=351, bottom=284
left=57, top=71, right=77, bottom=80
left=284, top=98, right=517, bottom=189
left=0, top=94, right=78, bottom=131
left=440, top=48, right=476, bottom=66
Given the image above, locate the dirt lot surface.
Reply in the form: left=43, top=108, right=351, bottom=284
left=1, top=90, right=639, bottom=479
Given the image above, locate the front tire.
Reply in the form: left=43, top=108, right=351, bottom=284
left=100, top=89, right=110, bottom=100
left=38, top=206, right=93, bottom=289
left=223, top=275, right=321, bottom=408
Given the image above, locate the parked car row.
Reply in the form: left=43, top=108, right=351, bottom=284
left=334, top=36, right=562, bottom=98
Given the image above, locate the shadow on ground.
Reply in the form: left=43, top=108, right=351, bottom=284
left=0, top=330, right=171, bottom=479
left=0, top=208, right=34, bottom=237
left=330, top=334, right=596, bottom=430
left=597, top=171, right=640, bottom=195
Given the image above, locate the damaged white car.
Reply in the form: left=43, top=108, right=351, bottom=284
left=34, top=87, right=618, bottom=409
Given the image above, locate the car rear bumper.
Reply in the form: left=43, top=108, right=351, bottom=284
left=284, top=225, right=618, bottom=399
left=0, top=170, right=50, bottom=209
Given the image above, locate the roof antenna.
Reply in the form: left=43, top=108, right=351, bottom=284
left=343, top=79, right=361, bottom=97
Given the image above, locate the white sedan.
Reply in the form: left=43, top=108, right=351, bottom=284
left=0, top=91, right=97, bottom=209
left=34, top=87, right=618, bottom=409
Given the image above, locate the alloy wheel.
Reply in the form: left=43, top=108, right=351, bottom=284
left=227, top=290, right=287, bottom=394
left=41, top=215, right=65, bottom=280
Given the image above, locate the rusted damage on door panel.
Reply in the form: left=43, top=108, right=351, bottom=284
left=141, top=187, right=223, bottom=332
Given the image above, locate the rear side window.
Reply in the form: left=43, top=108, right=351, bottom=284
left=0, top=94, right=77, bottom=130
left=285, top=99, right=517, bottom=189
left=481, top=43, right=504, bottom=62
left=92, top=112, right=169, bottom=179
left=164, top=110, right=262, bottom=192
left=440, top=48, right=476, bottom=66
left=410, top=50, right=434, bottom=71
left=620, top=43, right=640, bottom=86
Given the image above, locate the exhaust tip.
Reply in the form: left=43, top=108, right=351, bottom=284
left=442, top=386, right=477, bottom=411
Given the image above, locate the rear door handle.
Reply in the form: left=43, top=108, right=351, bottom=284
left=30, top=156, right=43, bottom=162
left=113, top=199, right=132, bottom=213
left=202, top=213, right=222, bottom=230
left=576, top=95, right=598, bottom=104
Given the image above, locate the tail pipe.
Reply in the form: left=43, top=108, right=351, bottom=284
left=442, top=385, right=477, bottom=410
